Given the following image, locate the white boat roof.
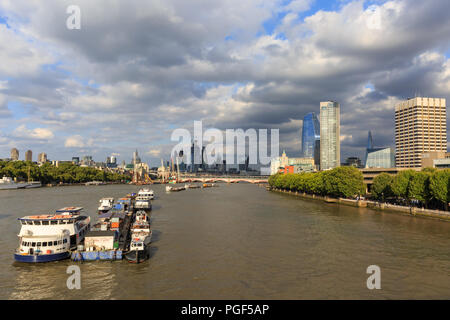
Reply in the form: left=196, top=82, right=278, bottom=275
left=55, top=206, right=83, bottom=213
left=19, top=213, right=86, bottom=221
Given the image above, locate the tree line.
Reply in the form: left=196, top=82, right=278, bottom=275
left=268, top=167, right=365, bottom=199
left=0, top=160, right=129, bottom=184
left=371, top=168, right=450, bottom=210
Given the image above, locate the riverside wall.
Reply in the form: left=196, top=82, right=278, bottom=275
left=269, top=187, right=450, bottom=222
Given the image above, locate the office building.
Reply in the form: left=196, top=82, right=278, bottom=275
left=25, top=150, right=32, bottom=162
left=320, top=101, right=340, bottom=170
left=395, top=97, right=447, bottom=168
left=301, top=112, right=320, bottom=166
left=344, top=157, right=363, bottom=168
left=10, top=148, right=19, bottom=161
left=364, top=131, right=395, bottom=168
left=38, top=152, right=48, bottom=164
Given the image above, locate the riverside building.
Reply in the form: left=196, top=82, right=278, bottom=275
left=320, top=101, right=340, bottom=170
left=395, top=97, right=447, bottom=168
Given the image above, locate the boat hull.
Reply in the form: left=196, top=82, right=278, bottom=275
left=71, top=250, right=123, bottom=261
left=124, top=248, right=149, bottom=263
left=14, top=251, right=70, bottom=263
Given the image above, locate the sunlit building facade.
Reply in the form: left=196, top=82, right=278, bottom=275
left=395, top=97, right=447, bottom=168
left=320, top=101, right=340, bottom=170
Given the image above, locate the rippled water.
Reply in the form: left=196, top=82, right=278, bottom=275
left=0, top=183, right=449, bottom=299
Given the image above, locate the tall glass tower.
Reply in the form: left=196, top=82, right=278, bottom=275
left=320, top=101, right=340, bottom=170
left=301, top=112, right=320, bottom=165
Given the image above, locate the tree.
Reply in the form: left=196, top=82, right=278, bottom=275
left=371, top=173, right=394, bottom=201
left=409, top=171, right=431, bottom=207
left=391, top=170, right=415, bottom=203
left=429, top=169, right=450, bottom=210
left=322, top=167, right=364, bottom=198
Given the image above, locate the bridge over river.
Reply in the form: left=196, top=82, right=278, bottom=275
left=178, top=175, right=269, bottom=184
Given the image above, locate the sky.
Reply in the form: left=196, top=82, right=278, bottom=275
left=0, top=0, right=449, bottom=167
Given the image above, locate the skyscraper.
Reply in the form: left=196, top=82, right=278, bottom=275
left=38, top=152, right=48, bottom=164
left=320, top=101, right=340, bottom=170
left=395, top=97, right=447, bottom=168
left=301, top=112, right=320, bottom=165
left=10, top=148, right=19, bottom=161
left=25, top=150, right=32, bottom=162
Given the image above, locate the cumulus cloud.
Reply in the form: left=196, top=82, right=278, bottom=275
left=12, top=125, right=54, bottom=140
left=0, top=0, right=449, bottom=163
left=64, top=135, right=85, bottom=148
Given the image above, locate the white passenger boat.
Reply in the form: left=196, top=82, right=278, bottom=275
left=134, top=195, right=152, bottom=210
left=98, top=197, right=114, bottom=213
left=14, top=207, right=91, bottom=263
left=166, top=185, right=185, bottom=192
left=0, top=177, right=29, bottom=190
left=138, top=188, right=154, bottom=200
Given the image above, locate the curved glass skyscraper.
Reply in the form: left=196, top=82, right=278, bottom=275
left=301, top=112, right=320, bottom=165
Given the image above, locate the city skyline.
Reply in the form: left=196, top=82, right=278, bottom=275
left=0, top=0, right=449, bottom=164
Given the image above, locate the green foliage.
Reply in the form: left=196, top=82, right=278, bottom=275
left=0, top=161, right=128, bottom=184
left=391, top=170, right=416, bottom=201
left=268, top=167, right=364, bottom=199
left=371, top=173, right=394, bottom=201
left=269, top=167, right=450, bottom=211
left=429, top=169, right=450, bottom=206
left=409, top=171, right=431, bottom=203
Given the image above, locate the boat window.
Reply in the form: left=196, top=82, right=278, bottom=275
left=37, top=242, right=41, bottom=246
left=31, top=242, right=36, bottom=247
left=58, top=240, right=62, bottom=244
left=63, top=239, right=67, bottom=243
left=33, top=221, right=41, bottom=225
left=21, top=221, right=26, bottom=225
left=26, top=221, right=33, bottom=225
left=51, top=221, right=58, bottom=225
left=42, top=221, right=49, bottom=225
left=53, top=241, right=58, bottom=246
left=43, top=242, right=47, bottom=246
left=59, top=220, right=65, bottom=224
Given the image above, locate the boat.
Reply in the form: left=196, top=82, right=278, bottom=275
left=124, top=216, right=152, bottom=263
left=0, top=177, right=29, bottom=190
left=134, top=195, right=152, bottom=210
left=14, top=207, right=90, bottom=263
left=202, top=183, right=216, bottom=188
left=25, top=181, right=42, bottom=189
left=98, top=197, right=114, bottom=213
left=166, top=185, right=185, bottom=192
left=85, top=181, right=105, bottom=186
left=138, top=188, right=154, bottom=200
left=184, top=183, right=201, bottom=189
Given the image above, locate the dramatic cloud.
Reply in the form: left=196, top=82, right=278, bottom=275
left=0, top=0, right=449, bottom=165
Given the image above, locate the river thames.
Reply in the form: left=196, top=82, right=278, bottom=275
left=0, top=183, right=449, bottom=299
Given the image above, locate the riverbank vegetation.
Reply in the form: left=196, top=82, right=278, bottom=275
left=268, top=167, right=365, bottom=199
left=0, top=160, right=129, bottom=184
left=371, top=168, right=450, bottom=210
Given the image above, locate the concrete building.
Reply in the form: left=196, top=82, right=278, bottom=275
left=25, top=150, right=32, bottom=162
left=38, top=152, right=48, bottom=164
left=395, top=97, right=447, bottom=168
left=10, top=148, right=19, bottom=161
left=320, top=101, right=340, bottom=170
